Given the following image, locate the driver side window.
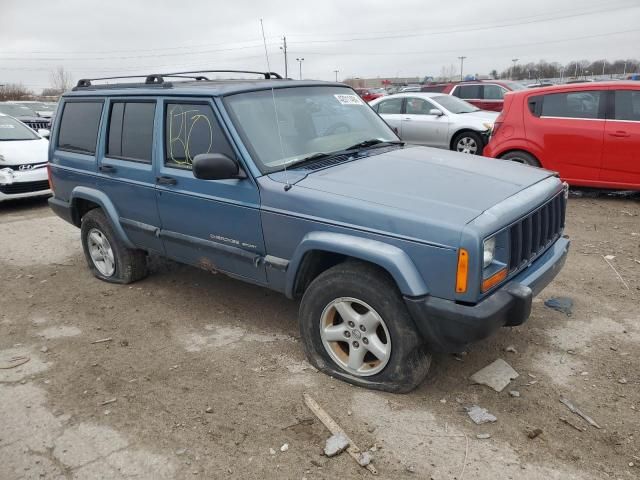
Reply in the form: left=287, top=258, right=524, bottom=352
left=376, top=98, right=403, bottom=115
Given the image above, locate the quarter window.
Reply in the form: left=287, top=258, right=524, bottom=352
left=541, top=91, right=603, bottom=119
left=376, top=98, right=403, bottom=115
left=164, top=103, right=233, bottom=170
left=614, top=90, right=640, bottom=121
left=453, top=85, right=482, bottom=100
left=107, top=102, right=155, bottom=162
left=57, top=101, right=103, bottom=155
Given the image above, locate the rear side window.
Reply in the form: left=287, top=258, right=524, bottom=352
left=376, top=98, right=403, bottom=114
left=614, top=90, right=640, bottom=121
left=165, top=103, right=234, bottom=170
left=453, top=85, right=482, bottom=100
left=57, top=101, right=103, bottom=154
left=107, top=101, right=155, bottom=162
left=420, top=85, right=446, bottom=93
left=541, top=91, right=603, bottom=119
left=483, top=85, right=505, bottom=100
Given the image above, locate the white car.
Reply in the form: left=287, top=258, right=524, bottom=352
left=369, top=92, right=499, bottom=155
left=0, top=113, right=51, bottom=202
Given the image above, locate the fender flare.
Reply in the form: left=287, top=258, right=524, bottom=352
left=70, top=186, right=135, bottom=248
left=285, top=231, right=429, bottom=298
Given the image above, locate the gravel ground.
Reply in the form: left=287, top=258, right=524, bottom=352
left=0, top=192, right=638, bottom=480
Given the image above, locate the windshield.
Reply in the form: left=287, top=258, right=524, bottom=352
left=501, top=81, right=527, bottom=91
left=431, top=95, right=479, bottom=114
left=224, top=86, right=398, bottom=173
left=18, top=102, right=55, bottom=111
left=0, top=104, right=36, bottom=117
left=0, top=116, right=39, bottom=141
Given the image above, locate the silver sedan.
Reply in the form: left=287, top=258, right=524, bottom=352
left=369, top=92, right=499, bottom=155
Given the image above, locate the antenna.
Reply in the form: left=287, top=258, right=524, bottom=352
left=260, top=19, right=290, bottom=191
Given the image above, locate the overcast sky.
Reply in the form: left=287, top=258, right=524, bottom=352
left=2, top=0, right=639, bottom=91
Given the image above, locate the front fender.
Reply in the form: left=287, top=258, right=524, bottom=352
left=70, top=186, right=135, bottom=248
left=285, top=231, right=429, bottom=298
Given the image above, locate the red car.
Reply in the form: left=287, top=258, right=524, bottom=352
left=484, top=81, right=640, bottom=190
left=421, top=80, right=526, bottom=111
left=354, top=88, right=386, bottom=102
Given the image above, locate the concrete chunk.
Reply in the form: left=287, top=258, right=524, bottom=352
left=470, top=358, right=519, bottom=392
left=324, top=432, right=349, bottom=457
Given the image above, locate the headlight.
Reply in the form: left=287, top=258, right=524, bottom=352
left=483, top=236, right=496, bottom=268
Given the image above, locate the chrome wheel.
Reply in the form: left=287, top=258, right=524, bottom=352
left=87, top=228, right=115, bottom=277
left=456, top=136, right=478, bottom=154
left=319, top=297, right=391, bottom=377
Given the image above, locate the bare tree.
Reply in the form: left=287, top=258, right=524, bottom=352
left=0, top=83, right=33, bottom=101
left=438, top=64, right=457, bottom=82
left=49, top=66, right=73, bottom=94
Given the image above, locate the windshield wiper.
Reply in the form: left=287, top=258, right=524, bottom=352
left=282, top=152, right=333, bottom=169
left=344, top=139, right=404, bottom=151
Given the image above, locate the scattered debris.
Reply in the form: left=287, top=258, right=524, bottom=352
left=357, top=451, right=372, bottom=467
left=440, top=398, right=447, bottom=404
left=324, top=433, right=350, bottom=457
left=280, top=443, right=289, bottom=452
left=101, top=398, right=117, bottom=406
left=119, top=340, right=129, bottom=347
left=559, top=416, right=586, bottom=432
left=367, top=426, right=376, bottom=433
left=90, top=337, right=113, bottom=344
left=619, top=378, right=628, bottom=385
left=205, top=407, right=213, bottom=413
left=602, top=255, right=630, bottom=290
left=470, top=358, right=519, bottom=392
left=559, top=397, right=601, bottom=429
left=527, top=428, right=543, bottom=439
left=269, top=448, right=276, bottom=455
left=40, top=346, right=49, bottom=353
left=175, top=448, right=187, bottom=456
left=504, top=345, right=517, bottom=354
left=405, top=464, right=417, bottom=473
left=476, top=433, right=491, bottom=439
left=544, top=297, right=574, bottom=316
left=0, top=355, right=30, bottom=369
left=303, top=393, right=378, bottom=474
left=604, top=254, right=616, bottom=260
left=466, top=405, right=497, bottom=425
left=509, top=390, right=520, bottom=398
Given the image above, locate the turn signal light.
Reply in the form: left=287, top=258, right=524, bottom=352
left=455, top=249, right=469, bottom=293
left=482, top=268, right=507, bottom=292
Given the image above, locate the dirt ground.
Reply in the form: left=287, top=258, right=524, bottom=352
left=0, top=192, right=638, bottom=480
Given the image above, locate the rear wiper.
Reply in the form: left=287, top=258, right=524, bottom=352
left=344, top=139, right=404, bottom=151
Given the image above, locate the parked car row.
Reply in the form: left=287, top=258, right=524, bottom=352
left=0, top=102, right=53, bottom=131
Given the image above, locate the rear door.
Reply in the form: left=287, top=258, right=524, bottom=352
left=97, top=98, right=163, bottom=253
left=528, top=89, right=606, bottom=183
left=481, top=84, right=507, bottom=112
left=400, top=97, right=450, bottom=147
left=154, top=98, right=267, bottom=283
left=373, top=97, right=404, bottom=136
left=600, top=88, right=640, bottom=186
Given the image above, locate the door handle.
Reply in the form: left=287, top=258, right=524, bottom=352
left=609, top=131, right=630, bottom=138
left=99, top=165, right=116, bottom=173
left=156, top=176, right=177, bottom=186
left=403, top=117, right=412, bottom=121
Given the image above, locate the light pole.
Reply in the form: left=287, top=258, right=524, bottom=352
left=279, top=36, right=288, bottom=78
left=457, top=56, right=466, bottom=81
left=511, top=58, right=519, bottom=80
left=623, top=61, right=628, bottom=77
left=333, top=69, right=339, bottom=82
left=296, top=57, right=304, bottom=80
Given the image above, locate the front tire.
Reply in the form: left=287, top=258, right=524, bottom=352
left=80, top=209, right=148, bottom=284
left=299, top=261, right=431, bottom=393
left=452, top=131, right=484, bottom=155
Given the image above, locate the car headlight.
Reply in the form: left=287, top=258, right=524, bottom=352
left=483, top=236, right=496, bottom=268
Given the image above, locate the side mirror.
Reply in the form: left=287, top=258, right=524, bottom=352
left=429, top=109, right=444, bottom=116
left=37, top=129, right=50, bottom=138
left=192, top=153, right=246, bottom=180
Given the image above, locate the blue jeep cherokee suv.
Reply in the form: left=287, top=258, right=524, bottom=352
left=48, top=70, right=570, bottom=392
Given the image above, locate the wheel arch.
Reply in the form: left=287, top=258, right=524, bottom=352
left=449, top=128, right=483, bottom=151
left=285, top=232, right=429, bottom=299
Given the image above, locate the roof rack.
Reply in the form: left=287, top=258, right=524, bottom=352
left=74, top=70, right=283, bottom=90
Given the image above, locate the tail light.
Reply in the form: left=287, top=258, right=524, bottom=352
left=491, top=112, right=504, bottom=139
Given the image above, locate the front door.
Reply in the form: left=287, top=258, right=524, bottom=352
left=155, top=98, right=267, bottom=283
left=401, top=97, right=449, bottom=147
left=600, top=89, right=640, bottom=187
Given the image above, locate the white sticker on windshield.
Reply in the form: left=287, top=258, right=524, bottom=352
left=334, top=94, right=363, bottom=105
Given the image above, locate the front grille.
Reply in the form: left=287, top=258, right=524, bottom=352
left=508, top=192, right=565, bottom=272
left=0, top=180, right=50, bottom=195
left=23, top=121, right=50, bottom=130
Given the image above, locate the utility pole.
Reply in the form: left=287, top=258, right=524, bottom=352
left=333, top=69, right=339, bottom=82
left=623, top=61, right=627, bottom=77
left=457, top=56, right=466, bottom=81
left=279, top=36, right=288, bottom=78
left=511, top=58, right=518, bottom=80
left=296, top=57, right=304, bottom=80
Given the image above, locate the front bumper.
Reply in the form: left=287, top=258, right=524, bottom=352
left=405, top=236, right=570, bottom=352
left=0, top=167, right=51, bottom=202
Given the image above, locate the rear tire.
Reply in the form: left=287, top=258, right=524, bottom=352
left=299, top=261, right=431, bottom=393
left=452, top=131, right=484, bottom=155
left=500, top=150, right=541, bottom=167
left=80, top=209, right=148, bottom=284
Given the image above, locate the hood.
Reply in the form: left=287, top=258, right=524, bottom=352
left=461, top=110, right=500, bottom=122
left=263, top=146, right=553, bottom=247
left=0, top=138, right=49, bottom=166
